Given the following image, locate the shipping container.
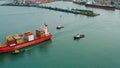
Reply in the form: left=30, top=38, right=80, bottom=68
left=6, top=35, right=14, bottom=41
left=12, top=34, right=23, bottom=44
left=36, top=29, right=45, bottom=38
left=0, top=43, right=2, bottom=47
left=16, top=39, right=23, bottom=44
left=6, top=35, right=16, bottom=46
left=14, top=38, right=23, bottom=44
left=26, top=35, right=34, bottom=41
left=36, top=29, right=45, bottom=33
left=24, top=35, right=34, bottom=41
left=24, top=31, right=34, bottom=41
left=36, top=34, right=45, bottom=38
left=24, top=31, right=33, bottom=36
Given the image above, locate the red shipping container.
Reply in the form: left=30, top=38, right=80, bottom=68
left=36, top=29, right=45, bottom=38
left=6, top=35, right=16, bottom=46
left=24, top=31, right=33, bottom=36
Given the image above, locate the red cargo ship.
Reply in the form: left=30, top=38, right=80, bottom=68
left=0, top=25, right=52, bottom=53
left=85, top=4, right=115, bottom=10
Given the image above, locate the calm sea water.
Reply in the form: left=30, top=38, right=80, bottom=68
left=0, top=1, right=120, bottom=68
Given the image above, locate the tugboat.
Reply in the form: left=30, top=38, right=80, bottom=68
left=56, top=26, right=64, bottom=29
left=11, top=49, right=25, bottom=54
left=73, top=0, right=86, bottom=5
left=74, top=34, right=85, bottom=39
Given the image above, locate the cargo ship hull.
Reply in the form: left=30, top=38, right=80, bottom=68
left=0, top=34, right=52, bottom=53
left=85, top=4, right=115, bottom=10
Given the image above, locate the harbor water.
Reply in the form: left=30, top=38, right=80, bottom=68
left=0, top=1, right=120, bottom=68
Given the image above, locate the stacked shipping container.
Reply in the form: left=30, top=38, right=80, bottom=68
left=24, top=31, right=34, bottom=41
left=4, top=25, right=49, bottom=47
left=36, top=29, right=45, bottom=38
left=12, top=34, right=23, bottom=44
left=6, top=35, right=16, bottom=46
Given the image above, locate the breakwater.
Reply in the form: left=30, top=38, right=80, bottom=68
left=1, top=3, right=100, bottom=17
left=37, top=5, right=100, bottom=17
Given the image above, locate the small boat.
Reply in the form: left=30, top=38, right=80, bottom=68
left=56, top=26, right=64, bottom=29
left=11, top=49, right=25, bottom=54
left=74, top=34, right=85, bottom=39
left=73, top=0, right=86, bottom=5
